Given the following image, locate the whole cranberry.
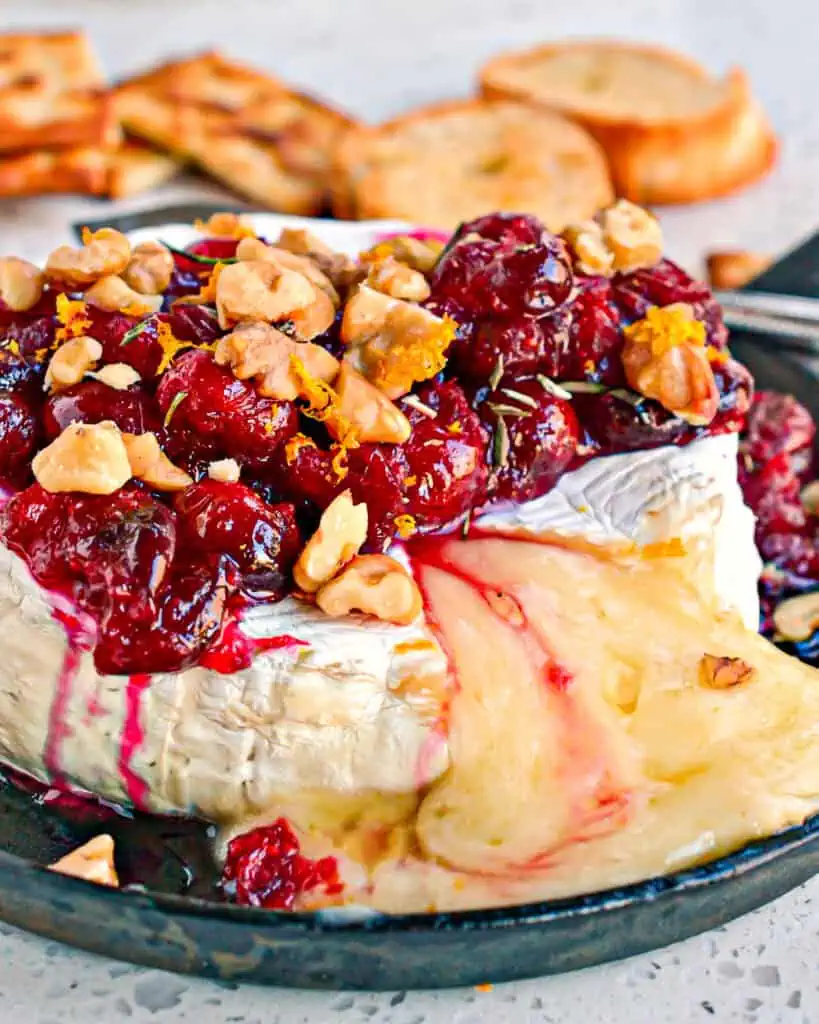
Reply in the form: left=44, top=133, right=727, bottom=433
left=0, top=344, right=45, bottom=394
left=741, top=391, right=815, bottom=467
left=157, top=350, right=298, bottom=471
left=1, top=486, right=177, bottom=622
left=712, top=357, right=754, bottom=436
left=344, top=443, right=408, bottom=550
left=478, top=377, right=580, bottom=504
left=86, top=307, right=142, bottom=349
left=573, top=392, right=690, bottom=455
left=0, top=391, right=39, bottom=487
left=2, top=315, right=57, bottom=359
left=95, top=556, right=233, bottom=675
left=758, top=532, right=819, bottom=580
left=456, top=212, right=548, bottom=247
left=403, top=380, right=488, bottom=530
left=612, top=259, right=728, bottom=350
left=166, top=304, right=222, bottom=347
left=430, top=235, right=573, bottom=321
left=175, top=479, right=301, bottom=598
left=222, top=818, right=342, bottom=909
left=449, top=312, right=569, bottom=381
left=43, top=380, right=160, bottom=439
left=740, top=453, right=807, bottom=536
left=560, top=275, right=624, bottom=385
left=97, top=313, right=164, bottom=378
left=269, top=440, right=408, bottom=550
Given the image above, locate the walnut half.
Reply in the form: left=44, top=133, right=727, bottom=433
left=698, top=653, right=756, bottom=689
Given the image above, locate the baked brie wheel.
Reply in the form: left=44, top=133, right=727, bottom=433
left=0, top=206, right=814, bottom=914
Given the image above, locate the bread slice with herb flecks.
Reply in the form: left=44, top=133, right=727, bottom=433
left=480, top=40, right=777, bottom=205
left=331, top=97, right=614, bottom=230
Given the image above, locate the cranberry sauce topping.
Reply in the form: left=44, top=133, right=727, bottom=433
left=0, top=214, right=750, bottom=676
left=737, top=391, right=819, bottom=646
left=221, top=818, right=342, bottom=909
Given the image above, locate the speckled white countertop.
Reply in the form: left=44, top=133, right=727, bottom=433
left=2, top=0, right=819, bottom=1020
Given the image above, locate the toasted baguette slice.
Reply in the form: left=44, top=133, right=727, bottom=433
left=332, top=98, right=614, bottom=230
left=706, top=250, right=772, bottom=290
left=480, top=40, right=777, bottom=204
left=0, top=31, right=117, bottom=153
left=106, top=140, right=182, bottom=199
left=0, top=146, right=110, bottom=197
left=115, top=52, right=355, bottom=214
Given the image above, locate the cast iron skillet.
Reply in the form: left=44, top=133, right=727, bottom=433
left=0, top=207, right=816, bottom=991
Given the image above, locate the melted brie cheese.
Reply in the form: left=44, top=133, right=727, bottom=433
left=0, top=216, right=764, bottom=886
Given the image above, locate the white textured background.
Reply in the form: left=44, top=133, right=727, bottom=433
left=2, top=0, right=819, bottom=1020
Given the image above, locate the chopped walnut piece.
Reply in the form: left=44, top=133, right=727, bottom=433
left=208, top=457, right=241, bottom=483
left=601, top=200, right=663, bottom=273
left=33, top=421, right=132, bottom=495
left=316, top=554, right=423, bottom=625
left=91, top=363, right=142, bottom=390
left=0, top=256, right=44, bottom=312
left=275, top=226, right=335, bottom=259
left=122, top=432, right=193, bottom=492
left=236, top=237, right=339, bottom=303
left=123, top=240, right=174, bottom=295
left=367, top=256, right=431, bottom=301
left=85, top=275, right=163, bottom=316
left=293, top=489, right=368, bottom=593
left=341, top=285, right=456, bottom=399
left=622, top=303, right=719, bottom=425
left=45, top=228, right=131, bottom=289
left=45, top=335, right=103, bottom=392
left=215, top=259, right=316, bottom=330
left=49, top=834, right=118, bottom=888
left=194, top=212, right=256, bottom=238
left=561, top=221, right=614, bottom=277
left=214, top=321, right=339, bottom=401
left=773, top=591, right=819, bottom=642
left=699, top=653, right=756, bottom=689
left=333, top=362, right=411, bottom=444
left=360, top=236, right=444, bottom=274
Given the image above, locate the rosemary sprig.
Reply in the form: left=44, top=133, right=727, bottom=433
left=492, top=415, right=511, bottom=467
left=162, top=242, right=238, bottom=266
left=488, top=354, right=505, bottom=390
left=486, top=402, right=529, bottom=418
left=163, top=391, right=189, bottom=429
left=121, top=318, right=154, bottom=346
left=499, top=387, right=538, bottom=409
left=535, top=374, right=573, bottom=401
left=402, top=394, right=437, bottom=419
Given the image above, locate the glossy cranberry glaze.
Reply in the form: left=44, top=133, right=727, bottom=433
left=221, top=818, right=342, bottom=909
left=0, top=218, right=751, bottom=675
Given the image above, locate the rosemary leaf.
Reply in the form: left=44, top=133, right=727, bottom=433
left=492, top=416, right=510, bottom=467
left=488, top=355, right=504, bottom=390
left=535, top=374, right=573, bottom=401
left=499, top=387, right=538, bottom=409
left=163, top=241, right=237, bottom=266
left=486, top=402, right=529, bottom=418
left=163, top=390, right=189, bottom=429
left=121, top=318, right=153, bottom=346
left=561, top=381, right=607, bottom=394
left=402, top=394, right=437, bottom=419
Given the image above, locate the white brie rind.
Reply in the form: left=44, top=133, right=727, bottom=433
left=0, top=215, right=760, bottom=827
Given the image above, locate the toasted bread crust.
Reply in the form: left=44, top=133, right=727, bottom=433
left=0, top=31, right=116, bottom=153
left=107, top=141, right=182, bottom=199
left=331, top=97, right=614, bottom=230
left=115, top=52, right=356, bottom=214
left=706, top=250, right=772, bottom=290
left=0, top=147, right=109, bottom=197
left=480, top=40, right=777, bottom=204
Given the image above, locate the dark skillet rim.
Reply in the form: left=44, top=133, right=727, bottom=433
left=10, top=812, right=819, bottom=933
